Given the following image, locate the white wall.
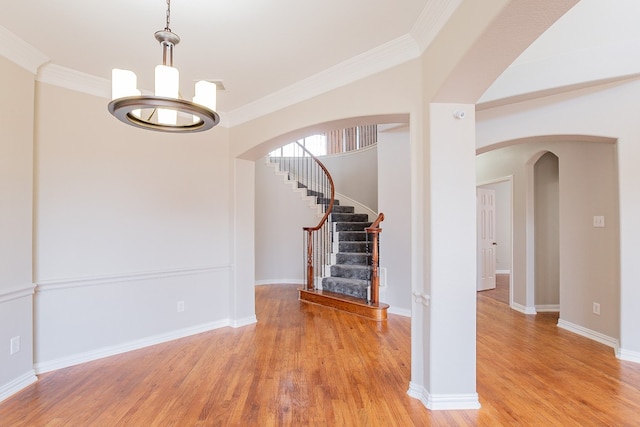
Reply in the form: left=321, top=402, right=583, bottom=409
left=320, top=146, right=378, bottom=212
left=32, top=83, right=239, bottom=372
left=477, top=79, right=640, bottom=359
left=477, top=138, right=620, bottom=345
left=254, top=159, right=320, bottom=284
left=377, top=128, right=412, bottom=315
left=0, top=56, right=37, bottom=401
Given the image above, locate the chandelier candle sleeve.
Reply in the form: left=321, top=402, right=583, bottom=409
left=155, top=65, right=179, bottom=125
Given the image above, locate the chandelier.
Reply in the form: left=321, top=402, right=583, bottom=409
left=108, top=0, right=219, bottom=133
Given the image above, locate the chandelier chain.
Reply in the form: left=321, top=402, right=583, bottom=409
left=165, top=0, right=171, bottom=31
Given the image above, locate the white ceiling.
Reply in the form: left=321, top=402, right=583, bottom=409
left=3, top=0, right=640, bottom=122
left=0, top=0, right=431, bottom=113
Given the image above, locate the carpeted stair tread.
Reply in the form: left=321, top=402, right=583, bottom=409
left=336, top=253, right=371, bottom=265
left=335, top=222, right=372, bottom=232
left=331, top=264, right=371, bottom=280
left=338, top=241, right=369, bottom=253
left=331, top=213, right=369, bottom=222
left=338, top=231, right=367, bottom=241
left=322, top=277, right=368, bottom=299
left=331, top=205, right=354, bottom=214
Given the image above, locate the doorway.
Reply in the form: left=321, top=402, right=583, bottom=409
left=477, top=178, right=513, bottom=304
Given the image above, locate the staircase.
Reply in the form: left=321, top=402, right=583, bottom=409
left=323, top=206, right=372, bottom=299
left=297, top=186, right=388, bottom=321
left=267, top=147, right=388, bottom=321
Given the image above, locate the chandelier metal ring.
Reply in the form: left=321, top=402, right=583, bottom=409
left=108, top=96, right=219, bottom=133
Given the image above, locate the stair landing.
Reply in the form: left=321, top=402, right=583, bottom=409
left=299, top=288, right=389, bottom=321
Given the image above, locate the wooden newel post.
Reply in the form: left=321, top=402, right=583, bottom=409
left=305, top=228, right=314, bottom=290
left=365, top=213, right=384, bottom=305
left=369, top=230, right=380, bottom=304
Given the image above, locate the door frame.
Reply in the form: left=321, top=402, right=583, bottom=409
left=477, top=176, right=514, bottom=307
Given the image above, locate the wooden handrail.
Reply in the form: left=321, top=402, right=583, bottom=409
left=297, top=142, right=335, bottom=290
left=365, top=212, right=384, bottom=232
left=365, top=212, right=384, bottom=305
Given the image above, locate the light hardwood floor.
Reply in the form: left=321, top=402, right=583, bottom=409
left=1, top=284, right=639, bottom=426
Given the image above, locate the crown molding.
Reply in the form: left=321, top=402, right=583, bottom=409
left=36, top=63, right=111, bottom=99
left=410, top=0, right=463, bottom=53
left=0, top=24, right=49, bottom=74
left=227, top=34, right=421, bottom=127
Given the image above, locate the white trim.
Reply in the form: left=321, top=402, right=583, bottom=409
left=535, top=304, right=560, bottom=313
left=227, top=35, right=421, bottom=126
left=0, top=284, right=35, bottom=304
left=34, top=320, right=230, bottom=374
left=36, top=265, right=230, bottom=292
left=410, top=0, right=463, bottom=53
left=557, top=318, right=619, bottom=350
left=412, top=291, right=430, bottom=307
left=230, top=315, right=258, bottom=328
left=511, top=302, right=537, bottom=315
left=0, top=370, right=38, bottom=404
left=388, top=306, right=412, bottom=317
left=255, top=280, right=303, bottom=286
left=407, top=382, right=481, bottom=410
left=496, top=269, right=511, bottom=275
left=0, top=24, right=49, bottom=74
left=36, top=63, right=110, bottom=99
left=617, top=348, right=640, bottom=364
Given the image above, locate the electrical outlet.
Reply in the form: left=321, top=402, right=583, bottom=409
left=593, top=216, right=605, bottom=228
left=593, top=302, right=600, bottom=315
left=177, top=301, right=185, bottom=313
left=10, top=336, right=20, bottom=355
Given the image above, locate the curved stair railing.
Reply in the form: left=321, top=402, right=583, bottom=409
left=297, top=144, right=335, bottom=291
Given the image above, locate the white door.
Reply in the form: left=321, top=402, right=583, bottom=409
left=477, top=188, right=496, bottom=291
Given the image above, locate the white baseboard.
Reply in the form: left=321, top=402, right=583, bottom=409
left=231, top=315, right=258, bottom=328
left=496, top=270, right=511, bottom=275
left=511, top=302, right=537, bottom=315
left=388, top=306, right=411, bottom=317
left=255, top=280, right=303, bottom=286
left=557, top=318, right=619, bottom=349
left=0, top=370, right=37, bottom=403
left=536, top=304, right=560, bottom=312
left=407, top=382, right=481, bottom=410
left=617, top=348, right=640, bottom=364
left=34, top=320, right=231, bottom=374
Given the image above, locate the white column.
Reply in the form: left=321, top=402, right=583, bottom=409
left=424, top=103, right=479, bottom=409
left=231, top=158, right=257, bottom=327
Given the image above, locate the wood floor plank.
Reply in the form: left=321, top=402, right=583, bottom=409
left=1, top=283, right=639, bottom=426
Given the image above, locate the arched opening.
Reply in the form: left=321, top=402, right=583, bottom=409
left=242, top=114, right=413, bottom=311
left=477, top=136, right=620, bottom=348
